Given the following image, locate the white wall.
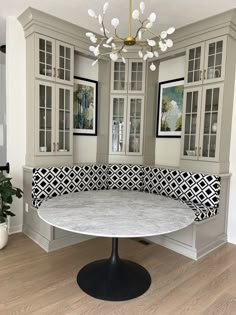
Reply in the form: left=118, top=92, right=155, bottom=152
left=155, top=56, right=185, bottom=167
left=0, top=52, right=6, bottom=165
left=73, top=55, right=98, bottom=164
left=6, top=17, right=26, bottom=234
left=227, top=67, right=236, bottom=244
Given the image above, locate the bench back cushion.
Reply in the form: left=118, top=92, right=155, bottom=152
left=143, top=167, right=221, bottom=208
left=107, top=164, right=144, bottom=191
left=32, top=164, right=108, bottom=208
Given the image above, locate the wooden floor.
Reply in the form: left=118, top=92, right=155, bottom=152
left=1, top=234, right=236, bottom=315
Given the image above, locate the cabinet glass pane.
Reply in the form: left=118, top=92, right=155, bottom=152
left=113, top=62, right=126, bottom=91
left=183, top=91, right=199, bottom=156
left=128, top=98, right=142, bottom=153
left=57, top=88, right=71, bottom=152
left=206, top=40, right=224, bottom=80
left=112, top=97, right=125, bottom=152
left=187, top=46, right=202, bottom=83
left=39, top=38, right=53, bottom=78
left=58, top=45, right=71, bottom=82
left=130, top=62, right=143, bottom=91
left=39, top=84, right=53, bottom=152
left=202, top=87, right=220, bottom=158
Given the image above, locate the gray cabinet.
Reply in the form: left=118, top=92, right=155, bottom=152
left=185, top=36, right=226, bottom=87
left=35, top=81, right=73, bottom=156
left=181, top=83, right=223, bottom=162
left=35, top=34, right=74, bottom=85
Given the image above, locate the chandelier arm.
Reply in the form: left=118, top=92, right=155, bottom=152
left=114, top=29, right=125, bottom=41
left=145, top=28, right=161, bottom=40
left=101, top=21, right=109, bottom=39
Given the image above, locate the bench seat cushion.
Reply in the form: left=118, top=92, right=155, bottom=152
left=107, top=164, right=144, bottom=191
left=32, top=164, right=108, bottom=208
left=143, top=166, right=221, bottom=221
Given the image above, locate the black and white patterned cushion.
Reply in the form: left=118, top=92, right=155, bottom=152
left=143, top=167, right=221, bottom=208
left=182, top=200, right=218, bottom=221
left=32, top=164, right=108, bottom=208
left=107, top=164, right=144, bottom=191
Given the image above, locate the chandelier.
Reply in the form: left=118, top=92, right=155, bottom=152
left=86, top=0, right=175, bottom=71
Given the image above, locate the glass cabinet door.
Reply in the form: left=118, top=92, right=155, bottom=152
left=110, top=96, right=126, bottom=153
left=199, top=84, right=223, bottom=160
left=126, top=96, right=144, bottom=155
left=56, top=86, right=73, bottom=154
left=56, top=42, right=74, bottom=85
left=111, top=62, right=127, bottom=93
left=37, top=81, right=55, bottom=154
left=182, top=88, right=201, bottom=158
left=35, top=34, right=55, bottom=81
left=128, top=60, right=145, bottom=93
left=204, top=37, right=226, bottom=83
left=185, top=43, right=205, bottom=86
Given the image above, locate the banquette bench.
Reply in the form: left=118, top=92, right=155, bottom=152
left=23, top=164, right=229, bottom=259
left=32, top=164, right=221, bottom=222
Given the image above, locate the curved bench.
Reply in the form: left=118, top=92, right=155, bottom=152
left=32, top=163, right=221, bottom=222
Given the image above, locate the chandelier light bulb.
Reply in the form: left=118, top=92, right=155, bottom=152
left=148, top=12, right=156, bottom=23
left=103, top=2, right=109, bottom=14
left=140, top=2, right=145, bottom=14
left=167, top=27, right=175, bottom=34
left=150, top=62, right=156, bottom=71
left=88, top=9, right=97, bottom=18
left=132, top=10, right=140, bottom=20
left=111, top=18, right=119, bottom=28
left=86, top=1, right=175, bottom=71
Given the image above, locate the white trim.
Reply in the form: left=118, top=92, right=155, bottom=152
left=8, top=224, right=23, bottom=235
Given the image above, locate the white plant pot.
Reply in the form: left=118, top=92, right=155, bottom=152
left=0, top=222, right=8, bottom=249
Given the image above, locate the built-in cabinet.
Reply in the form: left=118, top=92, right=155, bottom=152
left=180, top=35, right=232, bottom=173
left=185, top=36, right=226, bottom=87
left=110, top=95, right=144, bottom=156
left=35, top=34, right=74, bottom=85
left=36, top=81, right=73, bottom=156
left=24, top=32, right=74, bottom=166
left=109, top=60, right=146, bottom=162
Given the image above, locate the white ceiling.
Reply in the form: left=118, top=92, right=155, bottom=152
left=0, top=0, right=235, bottom=46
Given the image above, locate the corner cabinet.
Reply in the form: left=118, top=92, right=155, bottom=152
left=181, top=83, right=223, bottom=162
left=35, top=81, right=73, bottom=156
left=25, top=32, right=74, bottom=166
left=185, top=36, right=227, bottom=87
left=109, top=60, right=147, bottom=164
left=180, top=33, right=235, bottom=174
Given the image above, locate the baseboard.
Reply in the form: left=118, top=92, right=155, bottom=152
left=146, top=232, right=227, bottom=261
left=146, top=235, right=197, bottom=260
left=8, top=224, right=23, bottom=235
left=23, top=224, right=94, bottom=252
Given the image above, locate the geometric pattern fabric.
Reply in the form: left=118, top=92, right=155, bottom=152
left=107, top=164, right=144, bottom=191
left=32, top=164, right=221, bottom=222
left=32, top=164, right=108, bottom=207
left=143, top=166, right=221, bottom=208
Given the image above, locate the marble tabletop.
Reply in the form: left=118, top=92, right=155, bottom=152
left=38, top=190, right=195, bottom=238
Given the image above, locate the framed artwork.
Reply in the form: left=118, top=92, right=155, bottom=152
left=73, top=77, right=98, bottom=136
left=156, top=78, right=184, bottom=138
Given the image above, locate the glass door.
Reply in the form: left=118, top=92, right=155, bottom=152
left=199, top=84, right=223, bottom=161
left=110, top=96, right=126, bottom=154
left=126, top=96, right=144, bottom=155
left=56, top=85, right=73, bottom=155
left=36, top=81, right=55, bottom=155
left=128, top=60, right=145, bottom=94
left=203, top=36, right=226, bottom=84
left=185, top=43, right=205, bottom=87
left=35, top=34, right=55, bottom=81
left=111, top=61, right=127, bottom=93
left=56, top=42, right=74, bottom=85
left=182, top=87, right=201, bottom=159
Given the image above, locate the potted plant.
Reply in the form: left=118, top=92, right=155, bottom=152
left=0, top=172, right=23, bottom=249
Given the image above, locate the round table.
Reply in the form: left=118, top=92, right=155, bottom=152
left=38, top=190, right=195, bottom=301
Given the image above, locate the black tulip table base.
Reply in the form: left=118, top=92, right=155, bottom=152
left=77, top=238, right=151, bottom=301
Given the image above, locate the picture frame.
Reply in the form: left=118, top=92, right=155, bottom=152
left=156, top=78, right=184, bottom=138
left=73, top=77, right=98, bottom=136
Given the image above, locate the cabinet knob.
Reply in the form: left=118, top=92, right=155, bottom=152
left=199, top=70, right=202, bottom=81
